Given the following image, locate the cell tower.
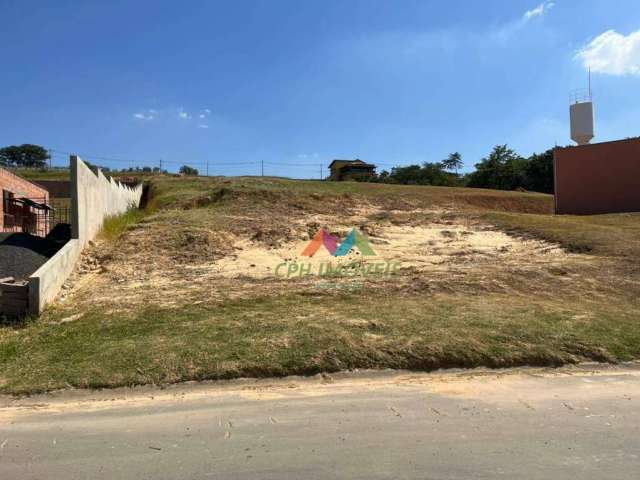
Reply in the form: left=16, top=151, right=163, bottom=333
left=569, top=68, right=595, bottom=145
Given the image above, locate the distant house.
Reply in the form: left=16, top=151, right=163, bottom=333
left=328, top=159, right=376, bottom=181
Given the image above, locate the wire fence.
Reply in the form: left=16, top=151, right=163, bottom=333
left=34, top=149, right=408, bottom=180
left=5, top=147, right=428, bottom=183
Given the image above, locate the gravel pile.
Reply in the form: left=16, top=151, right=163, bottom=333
left=0, top=229, right=69, bottom=281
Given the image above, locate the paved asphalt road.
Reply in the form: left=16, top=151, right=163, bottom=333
left=1, top=364, right=639, bottom=479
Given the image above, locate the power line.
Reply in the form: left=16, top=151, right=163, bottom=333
left=49, top=149, right=258, bottom=167
left=48, top=147, right=413, bottom=174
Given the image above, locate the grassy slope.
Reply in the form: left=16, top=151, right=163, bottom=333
left=2, top=176, right=640, bottom=394
left=485, top=212, right=640, bottom=257
left=9, top=168, right=71, bottom=181
left=2, top=291, right=638, bottom=393
left=146, top=175, right=554, bottom=214
left=11, top=168, right=156, bottom=182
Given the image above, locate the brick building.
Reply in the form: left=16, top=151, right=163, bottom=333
left=554, top=138, right=640, bottom=215
left=0, top=168, right=51, bottom=236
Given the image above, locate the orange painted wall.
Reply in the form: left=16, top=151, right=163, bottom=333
left=554, top=138, right=640, bottom=215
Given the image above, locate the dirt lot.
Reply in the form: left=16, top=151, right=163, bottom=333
left=1, top=176, right=639, bottom=394
left=57, top=196, right=579, bottom=313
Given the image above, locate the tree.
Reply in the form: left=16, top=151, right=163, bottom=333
left=0, top=144, right=50, bottom=168
left=389, top=165, right=422, bottom=184
left=420, top=162, right=454, bottom=186
left=381, top=162, right=455, bottom=186
left=442, top=152, right=463, bottom=175
left=524, top=149, right=554, bottom=194
left=179, top=165, right=199, bottom=176
left=467, top=145, right=526, bottom=191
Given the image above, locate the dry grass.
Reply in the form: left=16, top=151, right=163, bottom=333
left=1, top=287, right=638, bottom=394
left=1, top=176, right=639, bottom=395
left=485, top=211, right=640, bottom=258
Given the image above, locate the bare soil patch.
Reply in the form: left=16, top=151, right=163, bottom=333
left=56, top=203, right=585, bottom=315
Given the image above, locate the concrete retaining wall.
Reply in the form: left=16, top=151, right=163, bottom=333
left=27, top=156, right=143, bottom=315
left=71, top=156, right=143, bottom=245
left=28, top=240, right=82, bottom=315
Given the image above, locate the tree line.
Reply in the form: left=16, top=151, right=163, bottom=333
left=360, top=146, right=554, bottom=194
left=0, top=144, right=197, bottom=175
left=1, top=143, right=555, bottom=194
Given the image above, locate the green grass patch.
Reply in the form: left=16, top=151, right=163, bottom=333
left=9, top=168, right=71, bottom=181
left=1, top=290, right=638, bottom=394
left=99, top=208, right=145, bottom=242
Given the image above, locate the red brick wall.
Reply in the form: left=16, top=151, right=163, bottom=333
left=554, top=138, right=640, bottom=215
left=32, top=180, right=70, bottom=198
left=0, top=168, right=50, bottom=230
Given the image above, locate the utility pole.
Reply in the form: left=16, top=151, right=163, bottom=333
left=320, top=163, right=323, bottom=180
left=261, top=160, right=264, bottom=177
left=159, top=158, right=163, bottom=174
left=48, top=149, right=52, bottom=169
left=206, top=159, right=209, bottom=177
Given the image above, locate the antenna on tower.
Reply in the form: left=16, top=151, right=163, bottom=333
left=569, top=68, right=595, bottom=146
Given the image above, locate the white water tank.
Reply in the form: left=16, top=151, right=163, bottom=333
left=570, top=93, right=594, bottom=145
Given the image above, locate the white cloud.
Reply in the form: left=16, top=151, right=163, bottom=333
left=576, top=29, right=640, bottom=76
left=133, top=109, right=156, bottom=120
left=524, top=1, right=554, bottom=21
left=490, top=1, right=555, bottom=42
left=133, top=107, right=212, bottom=123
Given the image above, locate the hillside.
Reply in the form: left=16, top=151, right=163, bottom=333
left=1, top=177, right=639, bottom=394
left=8, top=168, right=71, bottom=181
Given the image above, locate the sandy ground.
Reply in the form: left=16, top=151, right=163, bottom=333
left=51, top=206, right=585, bottom=315
left=213, top=220, right=566, bottom=279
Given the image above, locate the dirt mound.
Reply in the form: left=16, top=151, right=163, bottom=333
left=52, top=178, right=571, bottom=314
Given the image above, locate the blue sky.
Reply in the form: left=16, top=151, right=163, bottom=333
left=1, top=0, right=639, bottom=177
